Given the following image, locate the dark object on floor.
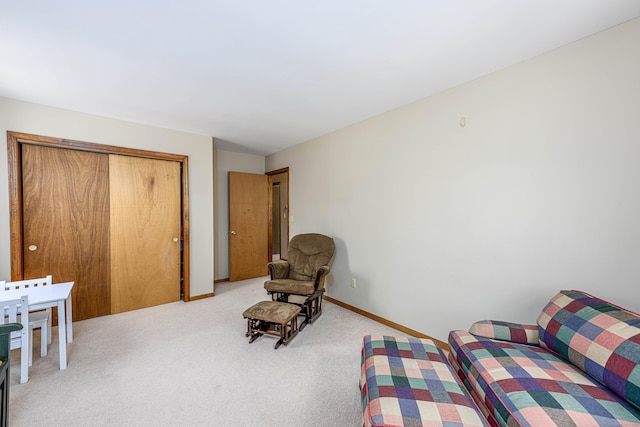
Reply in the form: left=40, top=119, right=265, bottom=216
left=0, top=323, right=23, bottom=427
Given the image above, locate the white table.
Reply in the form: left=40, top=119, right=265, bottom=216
left=0, top=281, right=74, bottom=369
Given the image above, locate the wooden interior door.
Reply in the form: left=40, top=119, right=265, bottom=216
left=21, top=144, right=111, bottom=321
left=267, top=169, right=289, bottom=260
left=109, top=155, right=181, bottom=313
left=229, top=172, right=269, bottom=281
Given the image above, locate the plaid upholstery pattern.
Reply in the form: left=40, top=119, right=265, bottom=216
left=361, top=335, right=488, bottom=427
left=537, top=290, right=640, bottom=410
left=449, top=330, right=640, bottom=426
left=446, top=353, right=495, bottom=424
left=469, top=320, right=539, bottom=345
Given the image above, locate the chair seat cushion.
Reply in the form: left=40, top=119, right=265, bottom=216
left=264, top=279, right=315, bottom=295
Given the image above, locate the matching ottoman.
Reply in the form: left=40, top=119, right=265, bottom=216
left=243, top=300, right=301, bottom=349
left=361, top=335, right=488, bottom=427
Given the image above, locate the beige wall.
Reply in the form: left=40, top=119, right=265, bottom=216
left=267, top=18, right=640, bottom=340
left=214, top=149, right=265, bottom=281
left=0, top=97, right=214, bottom=297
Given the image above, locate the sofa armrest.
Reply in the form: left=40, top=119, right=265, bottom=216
left=469, top=320, right=539, bottom=345
left=267, top=261, right=290, bottom=279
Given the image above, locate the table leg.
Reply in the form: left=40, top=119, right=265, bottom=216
left=57, top=300, right=67, bottom=370
left=66, top=296, right=73, bottom=343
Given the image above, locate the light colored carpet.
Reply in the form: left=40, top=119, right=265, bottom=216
left=8, top=277, right=404, bottom=426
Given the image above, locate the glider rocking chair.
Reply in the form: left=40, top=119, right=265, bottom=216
left=264, top=233, right=335, bottom=330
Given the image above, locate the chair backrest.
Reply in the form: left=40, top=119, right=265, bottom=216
left=287, top=233, right=335, bottom=281
left=1, top=295, right=29, bottom=346
left=2, top=275, right=52, bottom=291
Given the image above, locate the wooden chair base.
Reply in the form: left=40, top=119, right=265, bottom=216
left=270, top=291, right=324, bottom=331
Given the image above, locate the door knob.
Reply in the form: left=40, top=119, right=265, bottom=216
left=172, top=237, right=179, bottom=243
left=230, top=230, right=237, bottom=235
left=28, top=245, right=38, bottom=251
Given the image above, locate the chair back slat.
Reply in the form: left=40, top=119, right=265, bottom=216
left=2, top=275, right=52, bottom=291
left=2, top=299, right=20, bottom=324
left=1, top=295, right=28, bottom=341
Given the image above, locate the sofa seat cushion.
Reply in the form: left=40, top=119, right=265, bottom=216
left=361, top=335, right=488, bottom=427
left=449, top=330, right=640, bottom=426
left=537, top=290, right=640, bottom=410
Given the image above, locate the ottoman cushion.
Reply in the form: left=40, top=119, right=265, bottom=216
left=361, top=335, right=488, bottom=427
left=243, top=301, right=301, bottom=324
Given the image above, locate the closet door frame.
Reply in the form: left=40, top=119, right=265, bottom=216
left=7, top=131, right=192, bottom=301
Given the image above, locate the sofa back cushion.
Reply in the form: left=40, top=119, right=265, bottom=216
left=537, top=290, right=640, bottom=410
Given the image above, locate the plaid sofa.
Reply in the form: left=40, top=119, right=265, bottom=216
left=449, top=290, right=640, bottom=426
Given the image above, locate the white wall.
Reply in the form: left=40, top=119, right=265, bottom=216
left=266, top=18, right=640, bottom=341
left=214, top=149, right=265, bottom=281
left=0, top=97, right=214, bottom=297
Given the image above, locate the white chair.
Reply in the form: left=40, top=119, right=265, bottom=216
left=0, top=276, right=52, bottom=366
left=1, top=294, right=30, bottom=383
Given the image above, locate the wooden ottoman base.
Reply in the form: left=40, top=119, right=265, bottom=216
left=243, top=301, right=301, bottom=349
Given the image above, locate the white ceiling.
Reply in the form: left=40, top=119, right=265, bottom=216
left=1, top=1, right=639, bottom=155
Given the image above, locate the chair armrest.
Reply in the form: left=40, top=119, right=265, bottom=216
left=315, top=265, right=331, bottom=280
left=267, top=261, right=290, bottom=279
left=469, top=320, right=539, bottom=345
left=313, top=265, right=331, bottom=290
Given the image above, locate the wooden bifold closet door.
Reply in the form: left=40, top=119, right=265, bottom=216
left=22, top=145, right=111, bottom=321
left=20, top=144, right=181, bottom=320
left=109, top=155, right=181, bottom=314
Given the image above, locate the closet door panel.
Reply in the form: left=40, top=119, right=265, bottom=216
left=109, top=155, right=181, bottom=313
left=22, top=144, right=111, bottom=321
